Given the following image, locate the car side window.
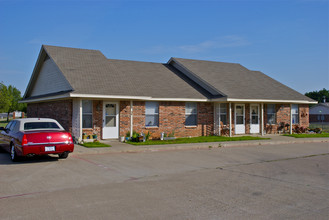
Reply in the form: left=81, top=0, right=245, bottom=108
left=8, top=121, right=17, bottom=132
left=12, top=121, right=20, bottom=133
left=5, top=121, right=13, bottom=130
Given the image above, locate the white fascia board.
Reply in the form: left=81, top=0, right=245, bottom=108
left=223, top=98, right=317, bottom=104
left=149, top=98, right=208, bottom=102
left=69, top=93, right=152, bottom=100
left=19, top=93, right=71, bottom=103
left=69, top=93, right=208, bottom=102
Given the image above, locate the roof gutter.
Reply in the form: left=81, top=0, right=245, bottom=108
left=69, top=93, right=208, bottom=102
left=212, top=97, right=318, bottom=104
left=20, top=93, right=316, bottom=104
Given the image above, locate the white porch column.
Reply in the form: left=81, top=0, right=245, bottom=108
left=79, top=99, right=82, bottom=140
left=261, top=103, right=264, bottom=136
left=130, top=100, right=133, bottom=137
left=290, top=104, right=293, bottom=134
left=229, top=102, right=232, bottom=137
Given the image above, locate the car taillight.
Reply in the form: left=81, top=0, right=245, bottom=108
left=62, top=133, right=73, bottom=144
left=68, top=135, right=73, bottom=144
left=22, top=134, right=28, bottom=146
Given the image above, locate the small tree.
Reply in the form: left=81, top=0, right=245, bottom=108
left=0, top=83, right=26, bottom=121
left=0, top=83, right=10, bottom=114
left=305, top=88, right=329, bottom=103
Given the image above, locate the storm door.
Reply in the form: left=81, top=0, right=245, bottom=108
left=103, top=102, right=119, bottom=139
left=235, top=104, right=245, bottom=134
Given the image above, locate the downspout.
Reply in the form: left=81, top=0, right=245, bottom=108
left=130, top=100, right=133, bottom=137
left=229, top=102, right=232, bottom=137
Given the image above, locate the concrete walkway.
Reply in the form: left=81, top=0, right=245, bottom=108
left=72, top=134, right=329, bottom=155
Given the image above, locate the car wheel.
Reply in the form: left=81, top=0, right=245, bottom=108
left=58, top=152, right=69, bottom=159
left=10, top=144, right=19, bottom=162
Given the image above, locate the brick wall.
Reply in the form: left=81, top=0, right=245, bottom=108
left=299, top=104, right=309, bottom=127
left=27, top=100, right=73, bottom=132
left=263, top=104, right=310, bottom=134
left=119, top=101, right=214, bottom=139
left=28, top=100, right=311, bottom=139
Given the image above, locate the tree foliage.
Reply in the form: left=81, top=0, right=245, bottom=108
left=0, top=82, right=26, bottom=120
left=305, top=88, right=329, bottom=103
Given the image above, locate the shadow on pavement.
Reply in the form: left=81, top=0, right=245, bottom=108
left=0, top=148, right=60, bottom=165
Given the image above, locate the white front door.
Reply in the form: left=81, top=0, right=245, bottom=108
left=103, top=102, right=119, bottom=139
left=235, top=104, right=245, bottom=134
left=250, top=104, right=260, bottom=133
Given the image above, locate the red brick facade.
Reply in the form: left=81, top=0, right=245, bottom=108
left=27, top=100, right=310, bottom=139
left=27, top=100, right=73, bottom=133
left=263, top=104, right=309, bottom=134
left=119, top=101, right=214, bottom=139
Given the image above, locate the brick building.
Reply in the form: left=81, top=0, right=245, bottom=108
left=22, top=45, right=317, bottom=140
left=309, top=102, right=329, bottom=123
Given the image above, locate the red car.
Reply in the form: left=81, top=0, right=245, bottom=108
left=0, top=118, right=74, bottom=161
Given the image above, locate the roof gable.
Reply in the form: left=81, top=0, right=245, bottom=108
left=24, top=46, right=73, bottom=99
left=170, top=58, right=315, bottom=102
left=29, top=55, right=72, bottom=97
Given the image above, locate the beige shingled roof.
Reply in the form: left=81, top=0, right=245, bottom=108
left=171, top=58, right=315, bottom=102
left=42, top=45, right=207, bottom=99
left=23, top=45, right=315, bottom=103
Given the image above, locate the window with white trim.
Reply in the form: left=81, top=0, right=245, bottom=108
left=82, top=100, right=93, bottom=128
left=185, top=102, right=197, bottom=126
left=220, top=103, right=227, bottom=125
left=267, top=104, right=276, bottom=124
left=145, top=102, right=159, bottom=127
left=292, top=104, right=299, bottom=124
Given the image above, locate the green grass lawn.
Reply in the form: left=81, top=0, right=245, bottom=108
left=283, top=133, right=329, bottom=138
left=0, top=119, right=9, bottom=128
left=127, top=136, right=270, bottom=145
left=81, top=142, right=112, bottom=148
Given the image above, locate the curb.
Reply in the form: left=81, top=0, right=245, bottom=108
left=72, top=138, right=329, bottom=155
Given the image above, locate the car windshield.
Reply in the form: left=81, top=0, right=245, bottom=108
left=24, top=122, right=60, bottom=130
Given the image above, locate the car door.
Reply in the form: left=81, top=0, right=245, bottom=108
left=0, top=121, right=13, bottom=152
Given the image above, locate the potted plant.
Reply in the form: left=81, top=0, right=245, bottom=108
left=120, top=136, right=125, bottom=142
left=163, top=131, right=176, bottom=140
left=125, top=131, right=131, bottom=142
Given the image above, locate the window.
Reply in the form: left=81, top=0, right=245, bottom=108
left=185, top=102, right=197, bottom=126
left=220, top=103, right=227, bottom=125
left=292, top=104, right=299, bottom=124
left=24, top=122, right=60, bottom=130
left=267, top=104, right=276, bottom=124
left=82, top=100, right=93, bottom=128
left=5, top=121, right=13, bottom=130
left=145, top=102, right=159, bottom=127
left=12, top=121, right=20, bottom=132
left=5, top=121, right=16, bottom=131
left=251, top=105, right=259, bottom=124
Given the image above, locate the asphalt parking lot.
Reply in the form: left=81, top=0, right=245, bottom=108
left=0, top=142, right=328, bottom=220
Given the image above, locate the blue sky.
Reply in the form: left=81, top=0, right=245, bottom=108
left=0, top=0, right=328, bottom=96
